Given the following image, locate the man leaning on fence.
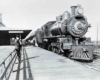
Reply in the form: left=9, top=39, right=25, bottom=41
left=15, top=36, right=22, bottom=62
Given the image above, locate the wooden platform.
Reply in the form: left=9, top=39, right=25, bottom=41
left=8, top=46, right=100, bottom=80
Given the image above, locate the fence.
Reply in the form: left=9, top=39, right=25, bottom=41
left=0, top=50, right=17, bottom=80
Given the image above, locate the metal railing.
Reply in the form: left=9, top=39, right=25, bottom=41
left=0, top=50, right=17, bottom=80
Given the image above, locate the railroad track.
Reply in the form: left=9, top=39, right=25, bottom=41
left=53, top=49, right=100, bottom=72
left=70, top=51, right=100, bottom=72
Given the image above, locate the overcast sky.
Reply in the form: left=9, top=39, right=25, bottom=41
left=0, top=0, right=100, bottom=40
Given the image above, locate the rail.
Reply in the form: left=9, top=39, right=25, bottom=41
left=0, top=49, right=17, bottom=80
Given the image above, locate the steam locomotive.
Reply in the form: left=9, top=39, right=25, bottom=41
left=35, top=5, right=94, bottom=61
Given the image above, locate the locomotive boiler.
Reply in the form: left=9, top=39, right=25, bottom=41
left=35, top=5, right=94, bottom=61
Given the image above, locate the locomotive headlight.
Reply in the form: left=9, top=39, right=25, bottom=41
left=76, top=7, right=84, bottom=15
left=77, top=8, right=83, bottom=14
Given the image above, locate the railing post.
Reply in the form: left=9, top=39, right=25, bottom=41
left=3, top=62, right=7, bottom=80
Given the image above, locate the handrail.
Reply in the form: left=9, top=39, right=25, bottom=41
left=0, top=49, right=17, bottom=80
left=0, top=50, right=15, bottom=66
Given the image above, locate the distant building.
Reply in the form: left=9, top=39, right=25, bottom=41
left=0, top=14, right=32, bottom=45
left=92, top=41, right=100, bottom=48
left=93, top=41, right=100, bottom=45
left=0, top=27, right=32, bottom=45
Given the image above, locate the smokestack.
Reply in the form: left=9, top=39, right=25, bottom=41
left=71, top=6, right=77, bottom=16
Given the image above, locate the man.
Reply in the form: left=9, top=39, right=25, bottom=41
left=33, top=40, right=35, bottom=46
left=15, top=36, right=22, bottom=62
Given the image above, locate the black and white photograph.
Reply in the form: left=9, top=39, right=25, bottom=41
left=0, top=0, right=100, bottom=80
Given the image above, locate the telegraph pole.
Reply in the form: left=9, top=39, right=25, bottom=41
left=97, top=23, right=98, bottom=47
